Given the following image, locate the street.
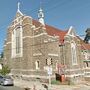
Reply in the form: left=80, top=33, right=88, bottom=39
left=0, top=85, right=23, bottom=90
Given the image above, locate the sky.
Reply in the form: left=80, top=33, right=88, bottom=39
left=0, top=0, right=90, bottom=53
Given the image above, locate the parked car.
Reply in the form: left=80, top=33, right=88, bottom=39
left=0, top=75, right=3, bottom=84
left=0, top=75, right=14, bottom=86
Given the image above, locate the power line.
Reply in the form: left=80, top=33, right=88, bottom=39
left=45, top=0, right=73, bottom=13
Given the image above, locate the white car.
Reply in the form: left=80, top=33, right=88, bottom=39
left=0, top=75, right=14, bottom=86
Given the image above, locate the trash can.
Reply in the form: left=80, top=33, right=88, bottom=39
left=61, top=74, right=65, bottom=82
left=55, top=73, right=65, bottom=82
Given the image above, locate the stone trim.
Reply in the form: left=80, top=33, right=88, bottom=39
left=23, top=33, right=47, bottom=39
left=48, top=53, right=58, bottom=56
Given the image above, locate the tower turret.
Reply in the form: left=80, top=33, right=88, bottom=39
left=38, top=7, right=45, bottom=26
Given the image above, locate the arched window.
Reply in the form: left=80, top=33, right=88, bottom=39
left=12, top=26, right=23, bottom=58
left=86, top=62, right=89, bottom=67
left=16, top=27, right=21, bottom=54
left=35, top=61, right=40, bottom=70
left=71, top=42, right=77, bottom=65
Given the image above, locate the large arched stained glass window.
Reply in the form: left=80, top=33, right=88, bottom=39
left=71, top=42, right=77, bottom=65
left=16, top=27, right=21, bottom=54
left=12, top=26, right=23, bottom=58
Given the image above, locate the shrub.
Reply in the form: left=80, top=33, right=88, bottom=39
left=0, top=65, right=10, bottom=76
left=51, top=80, right=60, bottom=85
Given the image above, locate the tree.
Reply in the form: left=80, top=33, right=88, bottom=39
left=0, top=52, right=3, bottom=58
left=0, top=65, right=10, bottom=76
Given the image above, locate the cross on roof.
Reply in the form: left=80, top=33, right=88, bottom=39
left=18, top=2, right=20, bottom=12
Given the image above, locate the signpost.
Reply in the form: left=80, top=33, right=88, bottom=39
left=47, top=66, right=52, bottom=87
left=46, top=58, right=52, bottom=89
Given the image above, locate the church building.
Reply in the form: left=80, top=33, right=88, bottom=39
left=3, top=3, right=90, bottom=83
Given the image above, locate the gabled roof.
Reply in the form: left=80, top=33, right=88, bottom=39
left=32, top=19, right=68, bottom=43
left=45, top=25, right=68, bottom=43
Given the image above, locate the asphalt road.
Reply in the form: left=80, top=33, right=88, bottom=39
left=0, top=85, right=24, bottom=90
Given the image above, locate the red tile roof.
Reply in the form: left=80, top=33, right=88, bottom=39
left=32, top=19, right=90, bottom=50
left=45, top=25, right=68, bottom=43
left=33, top=19, right=68, bottom=43
left=32, top=19, right=41, bottom=27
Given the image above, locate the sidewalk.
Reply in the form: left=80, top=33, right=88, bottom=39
left=14, top=79, right=90, bottom=90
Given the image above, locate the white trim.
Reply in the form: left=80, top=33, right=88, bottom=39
left=34, top=33, right=47, bottom=37
left=6, top=42, right=11, bottom=44
left=84, top=67, right=90, bottom=69
left=21, top=75, right=55, bottom=78
left=4, top=42, right=11, bottom=47
left=33, top=53, right=42, bottom=56
left=13, top=16, right=23, bottom=22
left=47, top=34, right=59, bottom=39
left=84, top=72, right=90, bottom=74
left=67, top=26, right=76, bottom=37
left=22, top=23, right=32, bottom=27
left=10, top=16, right=32, bottom=28
left=11, top=69, right=44, bottom=71
left=11, top=22, right=23, bottom=58
left=48, top=53, right=58, bottom=56
left=23, top=33, right=47, bottom=39
left=84, top=75, right=90, bottom=77
left=33, top=26, right=41, bottom=30
left=23, top=32, right=58, bottom=40
left=65, top=68, right=84, bottom=71
left=66, top=73, right=84, bottom=78
left=35, top=61, right=40, bottom=70
left=44, top=40, right=48, bottom=43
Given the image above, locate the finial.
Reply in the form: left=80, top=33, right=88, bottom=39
left=38, top=1, right=45, bottom=26
left=17, top=2, right=20, bottom=12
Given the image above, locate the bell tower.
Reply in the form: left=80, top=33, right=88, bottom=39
left=38, top=7, right=45, bottom=26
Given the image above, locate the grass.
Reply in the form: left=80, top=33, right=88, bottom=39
left=51, top=79, right=69, bottom=85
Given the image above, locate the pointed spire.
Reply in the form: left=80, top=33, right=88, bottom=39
left=38, top=2, right=45, bottom=26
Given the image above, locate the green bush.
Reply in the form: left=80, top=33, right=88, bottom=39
left=0, top=65, right=10, bottom=76
left=51, top=80, right=60, bottom=85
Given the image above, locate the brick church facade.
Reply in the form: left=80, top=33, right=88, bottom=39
left=3, top=3, right=90, bottom=83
